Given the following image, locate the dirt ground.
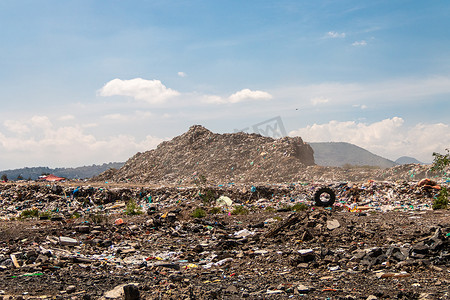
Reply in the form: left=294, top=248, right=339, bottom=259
left=0, top=193, right=449, bottom=299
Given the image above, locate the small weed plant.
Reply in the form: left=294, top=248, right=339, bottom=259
left=265, top=206, right=276, bottom=212
left=231, top=205, right=249, bottom=215
left=192, top=207, right=206, bottom=218
left=88, top=211, right=108, bottom=224
left=126, top=199, right=143, bottom=215
left=39, top=211, right=52, bottom=219
left=20, top=209, right=39, bottom=219
left=292, top=203, right=309, bottom=212
left=209, top=207, right=222, bottom=214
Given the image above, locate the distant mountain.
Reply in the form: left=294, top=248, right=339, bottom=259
left=0, top=162, right=125, bottom=181
left=309, top=142, right=397, bottom=168
left=395, top=156, right=424, bottom=165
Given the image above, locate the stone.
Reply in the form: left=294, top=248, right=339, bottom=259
left=224, top=285, right=238, bottom=294
left=297, top=284, right=310, bottom=293
left=327, top=219, right=340, bottom=230
left=412, top=242, right=429, bottom=254
left=123, top=284, right=140, bottom=300
left=104, top=283, right=138, bottom=299
left=328, top=265, right=340, bottom=271
left=76, top=225, right=90, bottom=233
left=59, top=237, right=79, bottom=246
left=104, top=285, right=125, bottom=299
left=266, top=290, right=284, bottom=295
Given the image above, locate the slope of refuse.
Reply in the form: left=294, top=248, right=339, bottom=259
left=94, top=125, right=441, bottom=185
left=0, top=179, right=449, bottom=299
left=0, top=177, right=447, bottom=221
left=95, top=125, right=315, bottom=184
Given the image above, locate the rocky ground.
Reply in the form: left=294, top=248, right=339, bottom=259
left=0, top=180, right=449, bottom=299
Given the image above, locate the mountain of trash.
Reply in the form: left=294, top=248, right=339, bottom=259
left=97, top=125, right=315, bottom=184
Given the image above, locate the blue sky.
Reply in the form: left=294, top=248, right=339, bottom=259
left=1, top=0, right=449, bottom=169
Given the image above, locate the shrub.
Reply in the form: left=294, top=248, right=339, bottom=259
left=126, top=199, right=143, bottom=215
left=192, top=207, right=206, bottom=218
left=279, top=205, right=292, bottom=211
left=265, top=206, right=276, bottom=212
left=20, top=209, right=39, bottom=219
left=1, top=174, right=8, bottom=182
left=71, top=212, right=82, bottom=219
left=88, top=211, right=108, bottom=224
left=431, top=149, right=450, bottom=174
left=199, top=189, right=215, bottom=204
left=433, top=187, right=448, bottom=210
left=39, top=211, right=52, bottom=219
left=231, top=205, right=249, bottom=215
left=292, top=203, right=309, bottom=211
left=209, top=207, right=222, bottom=214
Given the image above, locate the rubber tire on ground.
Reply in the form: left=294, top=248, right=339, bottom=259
left=314, top=187, right=336, bottom=207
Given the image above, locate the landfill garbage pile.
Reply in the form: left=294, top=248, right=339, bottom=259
left=0, top=178, right=449, bottom=299
left=94, top=125, right=315, bottom=184
left=0, top=177, right=447, bottom=221
left=299, top=163, right=443, bottom=184
left=93, top=125, right=443, bottom=185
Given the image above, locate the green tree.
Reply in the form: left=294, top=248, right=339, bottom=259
left=432, top=187, right=448, bottom=210
left=1, top=174, right=7, bottom=182
left=430, top=149, right=449, bottom=210
left=431, top=148, right=450, bottom=174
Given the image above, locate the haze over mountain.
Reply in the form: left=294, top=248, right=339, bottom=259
left=309, top=142, right=397, bottom=168
left=0, top=163, right=124, bottom=181
left=395, top=156, right=425, bottom=165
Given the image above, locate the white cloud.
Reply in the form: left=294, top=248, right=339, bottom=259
left=352, top=40, right=367, bottom=46
left=103, top=113, right=129, bottom=121
left=311, top=97, right=329, bottom=105
left=58, top=115, right=75, bottom=121
left=31, top=116, right=52, bottom=129
left=4, top=120, right=30, bottom=135
left=103, top=111, right=153, bottom=122
left=135, top=111, right=153, bottom=118
left=203, top=88, right=272, bottom=104
left=177, top=71, right=187, bottom=77
left=99, top=78, right=180, bottom=104
left=326, top=31, right=346, bottom=38
left=353, top=104, right=368, bottom=110
left=229, top=89, right=272, bottom=103
left=289, top=117, right=450, bottom=162
left=203, top=95, right=226, bottom=104
left=82, top=123, right=98, bottom=128
left=0, top=116, right=167, bottom=169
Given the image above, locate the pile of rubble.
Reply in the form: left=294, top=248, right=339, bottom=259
left=94, top=125, right=444, bottom=186
left=95, top=125, right=315, bottom=184
left=300, top=164, right=441, bottom=183
left=0, top=185, right=448, bottom=299
left=0, top=176, right=446, bottom=221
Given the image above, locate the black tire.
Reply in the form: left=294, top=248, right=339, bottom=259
left=314, top=187, right=336, bottom=207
